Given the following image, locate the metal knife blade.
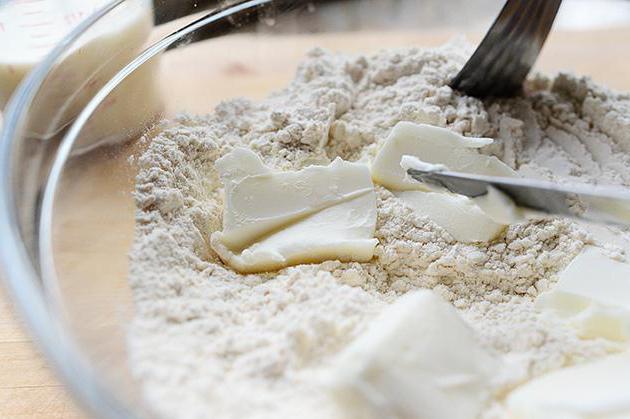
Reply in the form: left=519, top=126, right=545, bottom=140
left=407, top=168, right=630, bottom=227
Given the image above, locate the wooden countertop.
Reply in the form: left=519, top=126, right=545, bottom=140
left=0, top=290, right=83, bottom=418
left=1, top=27, right=629, bottom=418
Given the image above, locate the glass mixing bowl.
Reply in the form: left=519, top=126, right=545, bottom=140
left=1, top=0, right=629, bottom=417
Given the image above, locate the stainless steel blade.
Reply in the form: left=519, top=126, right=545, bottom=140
left=407, top=168, right=630, bottom=227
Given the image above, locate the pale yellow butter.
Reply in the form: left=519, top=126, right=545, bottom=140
left=328, top=290, right=498, bottom=419
left=507, top=353, right=630, bottom=419
left=372, top=122, right=514, bottom=191
left=537, top=246, right=630, bottom=342
left=371, top=122, right=519, bottom=242
left=211, top=148, right=378, bottom=273
left=394, top=190, right=509, bottom=243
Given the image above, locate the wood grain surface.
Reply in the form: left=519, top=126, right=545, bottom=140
left=1, top=27, right=629, bottom=418
left=0, top=290, right=83, bottom=418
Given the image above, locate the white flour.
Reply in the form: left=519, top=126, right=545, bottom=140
left=129, top=41, right=630, bottom=419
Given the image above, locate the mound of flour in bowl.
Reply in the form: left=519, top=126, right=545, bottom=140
left=129, top=41, right=630, bottom=419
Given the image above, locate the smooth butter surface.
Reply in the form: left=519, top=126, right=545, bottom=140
left=507, top=353, right=630, bottom=419
left=328, top=290, right=498, bottom=419
left=372, top=122, right=518, bottom=242
left=372, top=122, right=514, bottom=191
left=537, top=246, right=630, bottom=341
left=211, top=148, right=378, bottom=273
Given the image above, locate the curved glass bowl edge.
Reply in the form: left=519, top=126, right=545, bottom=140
left=0, top=1, right=145, bottom=418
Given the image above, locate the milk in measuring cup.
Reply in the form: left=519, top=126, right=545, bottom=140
left=0, top=0, right=162, bottom=153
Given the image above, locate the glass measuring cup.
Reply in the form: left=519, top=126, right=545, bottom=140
left=0, top=0, right=112, bottom=107
left=0, top=0, right=160, bottom=152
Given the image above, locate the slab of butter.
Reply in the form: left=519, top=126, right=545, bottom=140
left=372, top=122, right=515, bottom=191
left=507, top=353, right=630, bottom=419
left=537, top=246, right=630, bottom=342
left=210, top=148, right=378, bottom=273
left=394, top=190, right=511, bottom=243
left=371, top=122, right=518, bottom=242
left=401, top=154, right=523, bottom=225
left=327, top=290, right=498, bottom=419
